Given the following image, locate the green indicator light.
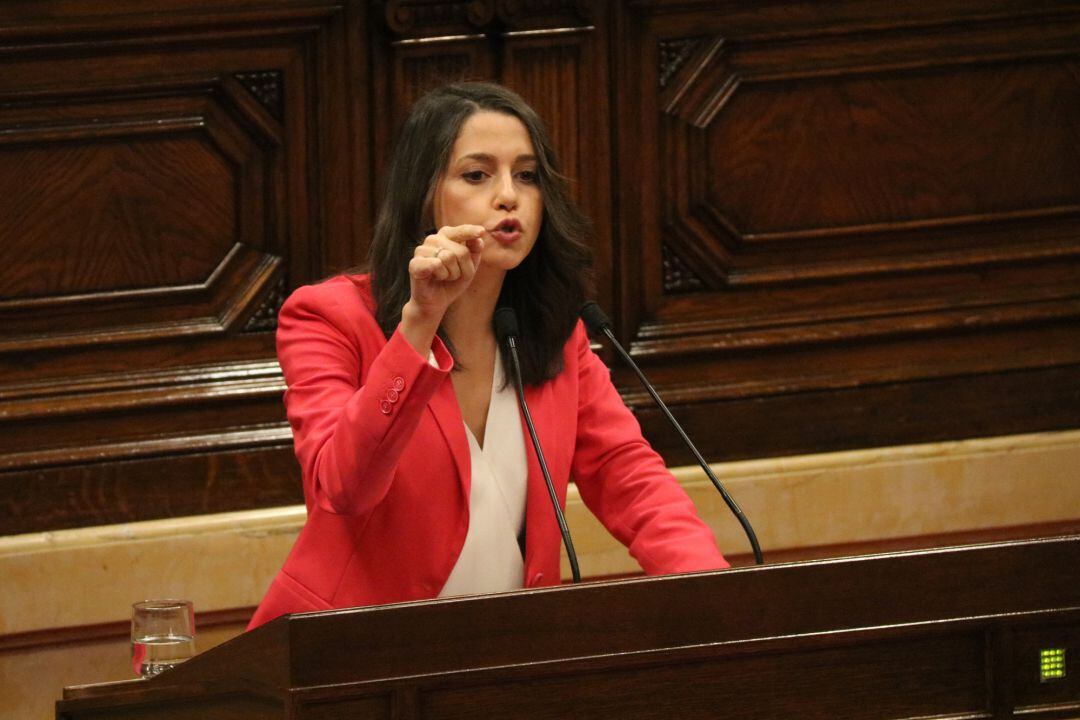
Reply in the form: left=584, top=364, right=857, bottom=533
left=1040, top=648, right=1066, bottom=682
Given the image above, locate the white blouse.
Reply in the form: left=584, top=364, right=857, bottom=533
left=437, top=348, right=528, bottom=597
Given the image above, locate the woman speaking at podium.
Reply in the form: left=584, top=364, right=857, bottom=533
left=248, top=82, right=727, bottom=629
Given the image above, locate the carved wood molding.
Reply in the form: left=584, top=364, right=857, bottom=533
left=658, top=36, right=705, bottom=89
left=661, top=72, right=1080, bottom=285
left=0, top=445, right=303, bottom=535
left=495, top=0, right=594, bottom=27
left=234, top=70, right=285, bottom=122
left=383, top=0, right=493, bottom=36
left=0, top=422, right=292, bottom=474
left=0, top=1, right=358, bottom=533
left=382, top=0, right=593, bottom=37
left=650, top=18, right=1080, bottom=305
left=243, top=273, right=287, bottom=332
left=0, top=72, right=287, bottom=351
left=0, top=357, right=288, bottom=470
left=0, top=359, right=283, bottom=409
left=661, top=243, right=706, bottom=294
left=610, top=2, right=1080, bottom=467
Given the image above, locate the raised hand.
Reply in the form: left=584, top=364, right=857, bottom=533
left=400, top=224, right=485, bottom=354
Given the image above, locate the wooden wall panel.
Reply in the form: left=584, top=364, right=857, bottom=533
left=2, top=0, right=1077, bottom=533
left=0, top=0, right=366, bottom=534
left=614, top=0, right=1080, bottom=464
left=503, top=21, right=614, bottom=307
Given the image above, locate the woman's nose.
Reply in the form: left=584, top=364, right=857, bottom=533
left=494, top=172, right=518, bottom=210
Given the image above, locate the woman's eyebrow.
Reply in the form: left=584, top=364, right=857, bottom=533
left=456, top=152, right=537, bottom=163
left=457, top=152, right=495, bottom=163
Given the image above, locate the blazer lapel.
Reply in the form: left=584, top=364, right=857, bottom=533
left=427, top=376, right=471, bottom=502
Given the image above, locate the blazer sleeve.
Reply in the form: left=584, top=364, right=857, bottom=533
left=276, top=282, right=452, bottom=516
left=569, top=324, right=730, bottom=574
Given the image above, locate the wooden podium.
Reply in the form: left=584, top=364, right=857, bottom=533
left=58, top=535, right=1080, bottom=719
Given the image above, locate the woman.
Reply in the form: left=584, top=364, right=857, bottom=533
left=248, top=82, right=727, bottom=629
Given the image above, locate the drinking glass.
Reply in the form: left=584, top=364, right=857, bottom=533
left=131, top=599, right=196, bottom=678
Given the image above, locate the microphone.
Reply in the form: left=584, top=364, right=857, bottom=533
left=494, top=308, right=581, bottom=583
left=580, top=302, right=764, bottom=565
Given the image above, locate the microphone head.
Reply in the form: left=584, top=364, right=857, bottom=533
left=493, top=307, right=520, bottom=345
left=579, top=301, right=612, bottom=334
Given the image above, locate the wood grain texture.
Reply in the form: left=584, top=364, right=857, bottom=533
left=55, top=536, right=1080, bottom=718
left=0, top=136, right=234, bottom=298
left=0, top=446, right=301, bottom=536
left=422, top=636, right=986, bottom=719
left=614, top=0, right=1080, bottom=461
left=1, top=0, right=1078, bottom=534
left=634, top=364, right=1080, bottom=465
left=0, top=0, right=361, bottom=533
left=505, top=38, right=584, bottom=186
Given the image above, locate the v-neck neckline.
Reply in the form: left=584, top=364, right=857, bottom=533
left=463, top=347, right=504, bottom=452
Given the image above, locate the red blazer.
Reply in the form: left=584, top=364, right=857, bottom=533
left=248, top=275, right=727, bottom=629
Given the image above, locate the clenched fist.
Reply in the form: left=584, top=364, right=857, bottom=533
left=400, top=224, right=485, bottom=355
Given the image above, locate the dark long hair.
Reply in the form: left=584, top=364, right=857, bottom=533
left=367, top=82, right=593, bottom=385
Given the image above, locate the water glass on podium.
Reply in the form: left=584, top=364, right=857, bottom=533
left=131, top=599, right=196, bottom=678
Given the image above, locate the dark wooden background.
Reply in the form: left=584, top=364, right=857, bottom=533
left=1, top=0, right=1078, bottom=535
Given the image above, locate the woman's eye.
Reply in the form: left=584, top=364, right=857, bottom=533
left=517, top=170, right=538, bottom=184
left=462, top=171, right=487, bottom=183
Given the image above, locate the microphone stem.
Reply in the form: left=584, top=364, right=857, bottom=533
left=603, top=327, right=764, bottom=566
left=506, top=338, right=582, bottom=583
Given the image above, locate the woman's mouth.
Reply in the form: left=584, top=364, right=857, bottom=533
left=489, top=219, right=522, bottom=245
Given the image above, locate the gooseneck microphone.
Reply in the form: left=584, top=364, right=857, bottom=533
left=580, top=302, right=764, bottom=566
left=494, top=308, right=581, bottom=583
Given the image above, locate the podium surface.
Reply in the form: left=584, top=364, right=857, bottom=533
left=58, top=535, right=1080, bottom=719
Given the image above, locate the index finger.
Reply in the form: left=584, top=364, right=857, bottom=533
left=439, top=225, right=486, bottom=243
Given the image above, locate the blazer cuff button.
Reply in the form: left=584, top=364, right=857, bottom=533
left=393, top=376, right=405, bottom=391
left=379, top=399, right=392, bottom=415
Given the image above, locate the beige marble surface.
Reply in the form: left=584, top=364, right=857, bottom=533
left=0, top=507, right=301, bottom=637
left=0, top=622, right=244, bottom=720
left=564, top=429, right=1080, bottom=576
left=1, top=429, right=1078, bottom=638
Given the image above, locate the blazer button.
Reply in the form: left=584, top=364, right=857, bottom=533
left=379, top=399, right=392, bottom=415
left=531, top=572, right=544, bottom=585
left=393, top=376, right=405, bottom=391
left=386, top=388, right=399, bottom=403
